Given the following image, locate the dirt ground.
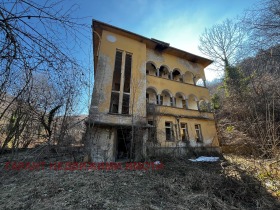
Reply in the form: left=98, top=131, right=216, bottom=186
left=0, top=150, right=280, bottom=210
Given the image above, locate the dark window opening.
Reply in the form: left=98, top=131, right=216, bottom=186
left=123, top=54, right=132, bottom=93
left=112, top=51, right=122, bottom=91
left=122, top=94, right=130, bottom=114
left=165, top=122, right=174, bottom=141
left=172, top=70, right=181, bottom=81
left=181, top=123, right=189, bottom=142
left=110, top=92, right=119, bottom=113
left=146, top=63, right=157, bottom=76
left=159, top=66, right=168, bottom=77
left=195, top=124, right=203, bottom=142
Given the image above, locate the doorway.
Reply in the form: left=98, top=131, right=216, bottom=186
left=116, top=128, right=132, bottom=160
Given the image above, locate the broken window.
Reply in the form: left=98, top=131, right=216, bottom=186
left=165, top=122, right=174, bottom=141
left=180, top=123, right=189, bottom=142
left=195, top=124, right=203, bottom=142
left=110, top=92, right=119, bottom=113
left=123, top=54, right=132, bottom=93
left=112, top=51, right=122, bottom=91
left=122, top=94, right=130, bottom=114
left=110, top=50, right=132, bottom=114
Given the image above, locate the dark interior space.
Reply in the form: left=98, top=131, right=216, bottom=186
left=116, top=128, right=132, bottom=160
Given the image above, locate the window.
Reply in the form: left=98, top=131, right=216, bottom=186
left=112, top=51, right=122, bottom=91
left=195, top=124, right=203, bottom=142
left=165, top=122, right=174, bottom=141
left=110, top=92, right=119, bottom=113
left=123, top=53, right=132, bottom=93
left=180, top=123, right=189, bottom=142
left=122, top=94, right=130, bottom=114
left=110, top=50, right=132, bottom=114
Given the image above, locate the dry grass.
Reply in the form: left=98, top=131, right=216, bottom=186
left=0, top=150, right=279, bottom=209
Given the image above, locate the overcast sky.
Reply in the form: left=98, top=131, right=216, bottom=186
left=68, top=0, right=260, bottom=81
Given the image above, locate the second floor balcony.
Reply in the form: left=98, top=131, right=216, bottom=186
left=146, top=103, right=214, bottom=120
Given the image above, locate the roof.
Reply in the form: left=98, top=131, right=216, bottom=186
left=92, top=19, right=213, bottom=71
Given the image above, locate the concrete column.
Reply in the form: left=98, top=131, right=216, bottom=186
left=197, top=101, right=200, bottom=111
left=170, top=72, right=173, bottom=80
left=118, top=52, right=126, bottom=114
left=193, top=77, right=196, bottom=85
left=203, top=79, right=206, bottom=87
left=157, top=94, right=161, bottom=105
left=172, top=97, right=175, bottom=107
left=156, top=68, right=160, bottom=77
left=185, top=99, right=188, bottom=109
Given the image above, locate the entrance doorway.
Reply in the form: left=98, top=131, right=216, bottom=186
left=116, top=128, right=132, bottom=160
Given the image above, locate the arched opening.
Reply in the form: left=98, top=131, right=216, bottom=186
left=159, top=65, right=170, bottom=79
left=198, top=98, right=210, bottom=112
left=188, top=94, right=198, bottom=110
left=175, top=92, right=186, bottom=108
left=146, top=87, right=158, bottom=104
left=183, top=71, right=194, bottom=84
left=161, top=89, right=173, bottom=106
left=194, top=75, right=205, bottom=87
left=172, top=69, right=182, bottom=82
left=146, top=62, right=157, bottom=76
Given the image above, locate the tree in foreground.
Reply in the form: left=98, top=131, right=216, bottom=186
left=0, top=0, right=89, bottom=151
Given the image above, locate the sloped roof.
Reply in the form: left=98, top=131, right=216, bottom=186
left=92, top=19, right=213, bottom=71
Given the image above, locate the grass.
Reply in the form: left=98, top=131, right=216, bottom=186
left=0, top=150, right=279, bottom=209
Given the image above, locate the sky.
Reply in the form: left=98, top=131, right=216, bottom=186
left=68, top=0, right=260, bottom=81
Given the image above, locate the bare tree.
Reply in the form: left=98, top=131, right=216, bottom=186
left=198, top=19, right=246, bottom=68
left=242, top=0, right=280, bottom=52
left=0, top=0, right=89, bottom=152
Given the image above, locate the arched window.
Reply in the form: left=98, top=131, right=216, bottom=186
left=175, top=92, right=186, bottom=108
left=172, top=69, right=182, bottom=82
left=198, top=98, right=210, bottom=112
left=188, top=94, right=198, bottom=110
left=183, top=71, right=194, bottom=84
left=159, top=65, right=170, bottom=79
left=161, top=89, right=173, bottom=106
left=146, top=62, right=157, bottom=76
left=194, top=75, right=205, bottom=87
left=146, top=87, right=158, bottom=104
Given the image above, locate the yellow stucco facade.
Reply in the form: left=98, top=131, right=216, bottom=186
left=87, top=20, right=219, bottom=162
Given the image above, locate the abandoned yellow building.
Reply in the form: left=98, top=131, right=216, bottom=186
left=86, top=20, right=219, bottom=162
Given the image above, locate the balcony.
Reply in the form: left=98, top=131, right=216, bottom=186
left=146, top=103, right=214, bottom=120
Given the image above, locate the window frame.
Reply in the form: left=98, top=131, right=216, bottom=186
left=195, top=124, right=203, bottom=142
left=180, top=123, right=189, bottom=142
left=165, top=121, right=174, bottom=141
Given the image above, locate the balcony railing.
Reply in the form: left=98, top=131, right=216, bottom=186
left=146, top=103, right=214, bottom=119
